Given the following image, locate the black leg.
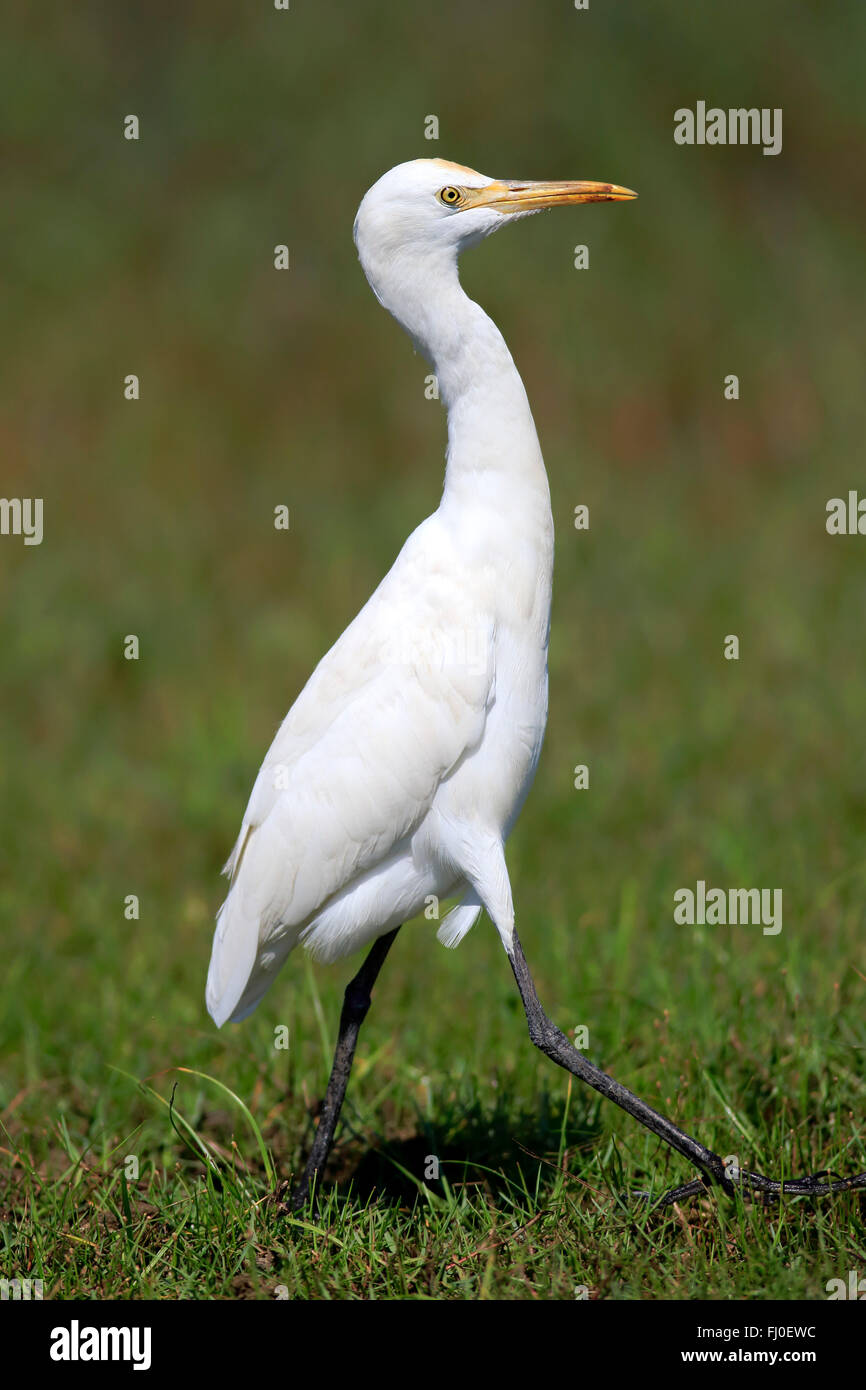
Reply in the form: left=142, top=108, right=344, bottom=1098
left=288, top=926, right=401, bottom=1211
left=507, top=928, right=866, bottom=1207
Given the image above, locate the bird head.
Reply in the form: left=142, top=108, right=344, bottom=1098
left=353, top=158, right=635, bottom=328
left=354, top=157, right=635, bottom=269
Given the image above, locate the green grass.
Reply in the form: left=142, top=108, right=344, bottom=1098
left=2, top=2, right=866, bottom=1299
left=3, top=937, right=865, bottom=1299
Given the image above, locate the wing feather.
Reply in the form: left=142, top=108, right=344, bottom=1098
left=207, top=519, right=495, bottom=1025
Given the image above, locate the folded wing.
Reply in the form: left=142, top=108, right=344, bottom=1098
left=206, top=521, right=495, bottom=1025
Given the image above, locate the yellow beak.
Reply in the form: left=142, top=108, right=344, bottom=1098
left=468, top=179, right=637, bottom=213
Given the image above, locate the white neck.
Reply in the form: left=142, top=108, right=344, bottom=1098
left=367, top=250, right=549, bottom=510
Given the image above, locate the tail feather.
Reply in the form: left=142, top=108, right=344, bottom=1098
left=436, top=892, right=482, bottom=948
left=206, top=889, right=264, bottom=1028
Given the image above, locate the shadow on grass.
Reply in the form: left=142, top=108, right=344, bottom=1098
left=319, top=1083, right=606, bottom=1208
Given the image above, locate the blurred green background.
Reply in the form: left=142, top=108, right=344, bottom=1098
left=2, top=1, right=865, bottom=1298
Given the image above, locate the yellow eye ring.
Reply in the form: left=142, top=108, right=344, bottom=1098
left=438, top=186, right=462, bottom=206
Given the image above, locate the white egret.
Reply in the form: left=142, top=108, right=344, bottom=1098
left=207, top=158, right=866, bottom=1210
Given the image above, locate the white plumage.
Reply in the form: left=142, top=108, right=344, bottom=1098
left=207, top=158, right=635, bottom=1027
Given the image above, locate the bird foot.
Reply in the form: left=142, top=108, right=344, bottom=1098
left=634, top=1164, right=866, bottom=1210
left=271, top=1177, right=311, bottom=1216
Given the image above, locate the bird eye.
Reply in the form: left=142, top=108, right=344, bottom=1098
left=438, top=186, right=463, bottom=206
